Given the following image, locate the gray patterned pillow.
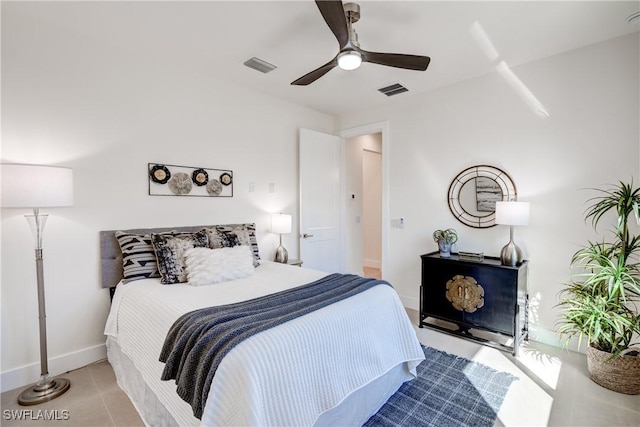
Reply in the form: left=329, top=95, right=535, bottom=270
left=206, top=223, right=260, bottom=267
left=151, top=229, right=210, bottom=284
left=115, top=231, right=163, bottom=283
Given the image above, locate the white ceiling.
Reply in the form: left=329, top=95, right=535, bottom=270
left=5, top=1, right=640, bottom=116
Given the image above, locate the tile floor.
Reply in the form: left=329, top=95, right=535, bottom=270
left=1, top=358, right=143, bottom=427
left=406, top=309, right=640, bottom=426
left=2, top=307, right=639, bottom=426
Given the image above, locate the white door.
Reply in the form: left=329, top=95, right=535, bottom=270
left=299, top=128, right=342, bottom=272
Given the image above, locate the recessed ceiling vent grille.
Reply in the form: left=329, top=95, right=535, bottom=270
left=243, top=57, right=277, bottom=74
left=378, top=82, right=408, bottom=97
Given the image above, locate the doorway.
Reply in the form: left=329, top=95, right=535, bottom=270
left=341, top=124, right=386, bottom=279
left=299, top=123, right=388, bottom=275
left=362, top=147, right=382, bottom=279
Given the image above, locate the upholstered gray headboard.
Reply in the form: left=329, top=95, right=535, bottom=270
left=100, top=225, right=212, bottom=289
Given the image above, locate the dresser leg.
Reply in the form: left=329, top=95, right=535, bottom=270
left=513, top=304, right=520, bottom=357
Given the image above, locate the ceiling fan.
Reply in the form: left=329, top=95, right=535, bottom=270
left=291, top=1, right=431, bottom=86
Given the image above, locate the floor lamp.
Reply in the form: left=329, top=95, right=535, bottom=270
left=1, top=164, right=74, bottom=405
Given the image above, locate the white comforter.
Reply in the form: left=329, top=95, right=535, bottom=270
left=105, top=261, right=425, bottom=426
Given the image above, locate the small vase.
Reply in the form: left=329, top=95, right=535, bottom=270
left=438, top=241, right=452, bottom=258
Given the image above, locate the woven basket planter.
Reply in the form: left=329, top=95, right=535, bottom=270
left=586, top=345, right=640, bottom=394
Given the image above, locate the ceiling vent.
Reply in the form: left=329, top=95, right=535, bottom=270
left=243, top=57, right=277, bottom=74
left=378, top=82, right=409, bottom=97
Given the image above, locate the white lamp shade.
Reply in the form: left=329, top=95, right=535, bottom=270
left=1, top=164, right=74, bottom=208
left=495, top=201, right=530, bottom=226
left=271, top=213, right=292, bottom=234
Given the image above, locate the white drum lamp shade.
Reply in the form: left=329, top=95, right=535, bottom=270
left=271, top=213, right=292, bottom=234
left=2, top=164, right=74, bottom=208
left=495, top=201, right=530, bottom=226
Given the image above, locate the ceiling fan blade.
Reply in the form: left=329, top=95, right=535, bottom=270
left=359, top=49, right=431, bottom=71
left=315, top=0, right=349, bottom=48
left=291, top=57, right=338, bottom=86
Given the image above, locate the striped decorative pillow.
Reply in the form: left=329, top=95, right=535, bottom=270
left=115, top=231, right=162, bottom=283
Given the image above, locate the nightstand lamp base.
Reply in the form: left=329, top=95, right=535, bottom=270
left=274, top=244, right=288, bottom=263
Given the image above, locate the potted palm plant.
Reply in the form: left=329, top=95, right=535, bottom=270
left=557, top=181, right=640, bottom=394
left=433, top=228, right=458, bottom=258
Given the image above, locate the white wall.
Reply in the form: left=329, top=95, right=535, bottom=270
left=0, top=11, right=334, bottom=391
left=338, top=33, right=640, bottom=349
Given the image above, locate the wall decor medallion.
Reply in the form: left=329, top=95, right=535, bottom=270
left=445, top=275, right=485, bottom=313
left=220, top=172, right=232, bottom=186
left=206, top=179, right=223, bottom=196
left=167, top=172, right=192, bottom=195
left=191, top=169, right=209, bottom=186
left=150, top=164, right=171, bottom=184
left=148, top=163, right=233, bottom=197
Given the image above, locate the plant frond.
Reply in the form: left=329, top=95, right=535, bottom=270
left=559, top=181, right=640, bottom=355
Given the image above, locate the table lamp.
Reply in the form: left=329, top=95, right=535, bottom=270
left=271, top=213, right=292, bottom=263
left=495, top=201, right=529, bottom=266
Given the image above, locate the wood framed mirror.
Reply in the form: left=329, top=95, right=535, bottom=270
left=447, top=165, right=517, bottom=228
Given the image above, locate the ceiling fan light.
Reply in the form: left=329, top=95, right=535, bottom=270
left=337, top=50, right=362, bottom=70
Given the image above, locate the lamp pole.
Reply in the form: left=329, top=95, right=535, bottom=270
left=18, top=208, right=70, bottom=405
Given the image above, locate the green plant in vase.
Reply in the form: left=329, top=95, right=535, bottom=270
left=433, top=228, right=458, bottom=258
left=557, top=181, right=640, bottom=394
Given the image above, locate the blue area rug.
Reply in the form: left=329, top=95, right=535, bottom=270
left=364, top=346, right=517, bottom=427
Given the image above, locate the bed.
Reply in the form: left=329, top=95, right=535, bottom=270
left=101, top=224, right=425, bottom=426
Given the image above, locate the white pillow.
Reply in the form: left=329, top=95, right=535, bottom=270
left=184, top=245, right=255, bottom=286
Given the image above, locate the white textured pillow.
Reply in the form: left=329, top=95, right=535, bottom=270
left=184, top=245, right=255, bottom=286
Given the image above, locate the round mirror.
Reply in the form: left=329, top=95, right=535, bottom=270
left=447, top=165, right=517, bottom=228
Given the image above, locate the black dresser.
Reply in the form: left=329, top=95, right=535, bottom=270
left=419, top=251, right=528, bottom=355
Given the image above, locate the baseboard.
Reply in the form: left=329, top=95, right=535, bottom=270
left=0, top=343, right=107, bottom=393
left=528, top=325, right=586, bottom=354
left=363, top=259, right=381, bottom=269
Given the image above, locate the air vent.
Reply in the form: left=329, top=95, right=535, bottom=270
left=243, top=57, right=277, bottom=74
left=378, top=82, right=409, bottom=97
